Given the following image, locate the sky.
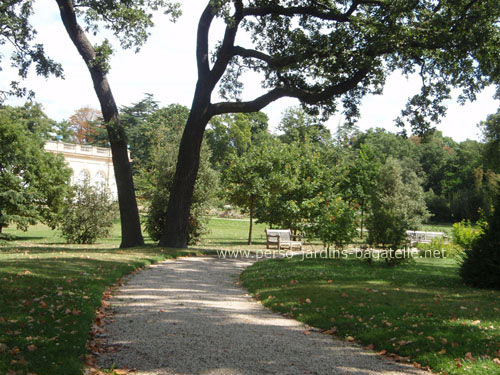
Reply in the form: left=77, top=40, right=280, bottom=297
left=1, top=0, right=499, bottom=142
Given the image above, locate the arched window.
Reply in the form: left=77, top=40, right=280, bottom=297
left=94, top=171, right=106, bottom=188
left=78, top=169, right=90, bottom=184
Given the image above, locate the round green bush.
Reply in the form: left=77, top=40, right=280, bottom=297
left=59, top=181, right=117, bottom=244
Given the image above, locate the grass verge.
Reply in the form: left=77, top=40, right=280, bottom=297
left=240, top=256, right=500, bottom=375
left=0, top=243, right=205, bottom=375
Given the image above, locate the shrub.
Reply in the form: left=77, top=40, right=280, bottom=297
left=452, top=220, right=482, bottom=250
left=59, top=181, right=117, bottom=244
left=459, top=198, right=500, bottom=289
left=314, top=197, right=357, bottom=253
left=416, top=237, right=463, bottom=258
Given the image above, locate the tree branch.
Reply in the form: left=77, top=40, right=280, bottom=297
left=210, top=67, right=370, bottom=115
left=196, top=3, right=216, bottom=80
left=233, top=46, right=298, bottom=68
left=209, top=0, right=244, bottom=87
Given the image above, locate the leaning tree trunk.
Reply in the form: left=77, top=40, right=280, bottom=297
left=56, top=0, right=144, bottom=248
left=159, top=86, right=212, bottom=248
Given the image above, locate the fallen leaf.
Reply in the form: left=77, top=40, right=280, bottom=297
left=465, top=352, right=473, bottom=360
left=438, top=349, right=447, bottom=355
left=364, top=344, right=374, bottom=350
left=346, top=336, right=355, bottom=342
left=27, top=345, right=37, bottom=352
left=112, top=370, right=130, bottom=375
left=305, top=298, right=311, bottom=304
left=493, top=358, right=500, bottom=366
left=377, top=350, right=387, bottom=355
left=303, top=330, right=312, bottom=335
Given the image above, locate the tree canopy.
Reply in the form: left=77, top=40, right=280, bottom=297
left=162, top=0, right=500, bottom=247
left=0, top=104, right=72, bottom=233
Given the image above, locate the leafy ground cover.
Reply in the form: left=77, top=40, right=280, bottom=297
left=240, top=256, right=500, bottom=375
left=0, top=224, right=207, bottom=375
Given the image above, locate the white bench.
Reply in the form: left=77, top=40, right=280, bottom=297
left=265, top=229, right=302, bottom=250
left=406, top=230, right=447, bottom=246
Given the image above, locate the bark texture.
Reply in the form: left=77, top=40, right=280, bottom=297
left=56, top=0, right=144, bottom=248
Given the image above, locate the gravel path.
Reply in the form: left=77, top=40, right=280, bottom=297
left=97, top=256, right=427, bottom=375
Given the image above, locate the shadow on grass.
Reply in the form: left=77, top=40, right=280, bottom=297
left=96, top=256, right=426, bottom=375
left=240, top=257, right=500, bottom=375
left=0, top=244, right=208, bottom=375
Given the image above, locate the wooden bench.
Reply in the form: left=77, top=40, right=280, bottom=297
left=265, top=229, right=302, bottom=250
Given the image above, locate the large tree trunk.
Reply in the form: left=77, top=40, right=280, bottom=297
left=159, top=86, right=212, bottom=248
left=56, top=0, right=144, bottom=248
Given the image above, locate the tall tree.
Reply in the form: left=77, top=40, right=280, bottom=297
left=55, top=0, right=179, bottom=248
left=69, top=106, right=103, bottom=145
left=137, top=105, right=219, bottom=245
left=120, top=94, right=159, bottom=170
left=162, top=0, right=500, bottom=248
left=278, top=106, right=332, bottom=144
left=206, top=111, right=270, bottom=169
left=366, top=157, right=429, bottom=250
left=341, top=144, right=380, bottom=239
left=223, top=143, right=273, bottom=244
left=0, top=105, right=72, bottom=233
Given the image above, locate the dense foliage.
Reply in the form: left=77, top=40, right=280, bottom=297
left=137, top=105, right=219, bottom=245
left=366, top=158, right=429, bottom=250
left=460, top=197, right=500, bottom=289
left=59, top=180, right=117, bottom=244
left=0, top=104, right=72, bottom=233
left=313, top=196, right=358, bottom=251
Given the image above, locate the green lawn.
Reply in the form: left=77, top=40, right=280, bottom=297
left=2, top=219, right=498, bottom=374
left=199, top=217, right=268, bottom=247
left=0, top=223, right=207, bottom=375
left=422, top=223, right=454, bottom=237
left=240, top=256, right=500, bottom=375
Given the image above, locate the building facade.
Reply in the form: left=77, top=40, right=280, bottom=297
left=44, top=141, right=119, bottom=198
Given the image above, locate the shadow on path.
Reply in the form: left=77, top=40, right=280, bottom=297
left=97, top=256, right=427, bottom=375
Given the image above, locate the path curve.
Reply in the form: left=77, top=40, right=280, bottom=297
left=97, top=256, right=426, bottom=375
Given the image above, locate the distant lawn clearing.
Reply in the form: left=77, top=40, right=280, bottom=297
left=240, top=257, right=500, bottom=375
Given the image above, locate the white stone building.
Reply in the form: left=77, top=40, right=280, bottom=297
left=44, top=141, right=120, bottom=198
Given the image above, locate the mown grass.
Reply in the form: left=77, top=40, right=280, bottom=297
left=199, top=218, right=268, bottom=247
left=240, top=256, right=500, bottom=375
left=0, top=223, right=208, bottom=375
left=422, top=223, right=454, bottom=237
left=3, top=219, right=492, bottom=374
